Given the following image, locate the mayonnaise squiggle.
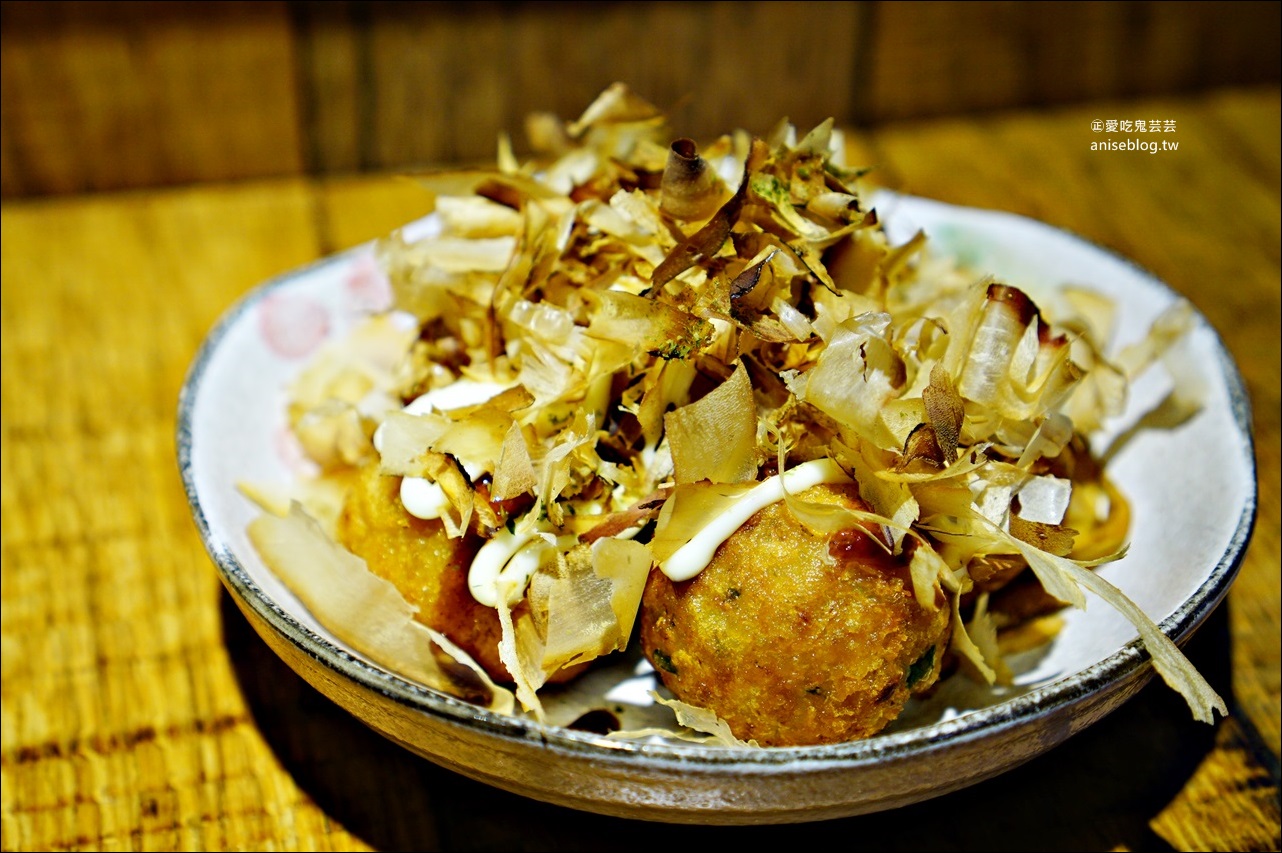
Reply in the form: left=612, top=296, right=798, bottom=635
left=468, top=528, right=559, bottom=608
left=660, top=458, right=854, bottom=582
left=463, top=459, right=855, bottom=608
left=372, top=378, right=510, bottom=520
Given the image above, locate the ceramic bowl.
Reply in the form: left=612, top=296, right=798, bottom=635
left=177, top=191, right=1256, bottom=824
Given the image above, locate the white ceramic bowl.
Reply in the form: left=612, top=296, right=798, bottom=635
left=176, top=191, right=1256, bottom=824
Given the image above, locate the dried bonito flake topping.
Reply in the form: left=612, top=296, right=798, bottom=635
left=247, top=83, right=1223, bottom=745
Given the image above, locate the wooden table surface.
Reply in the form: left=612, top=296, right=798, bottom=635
left=2, top=86, right=1278, bottom=851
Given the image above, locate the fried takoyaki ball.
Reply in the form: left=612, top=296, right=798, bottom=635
left=335, top=460, right=508, bottom=681
left=640, top=482, right=952, bottom=747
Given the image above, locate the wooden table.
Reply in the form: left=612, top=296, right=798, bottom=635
left=2, top=87, right=1278, bottom=851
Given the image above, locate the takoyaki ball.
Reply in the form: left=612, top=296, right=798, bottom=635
left=336, top=460, right=508, bottom=681
left=640, top=482, right=952, bottom=747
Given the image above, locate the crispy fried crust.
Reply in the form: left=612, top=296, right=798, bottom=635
left=640, top=482, right=952, bottom=746
left=335, top=461, right=509, bottom=680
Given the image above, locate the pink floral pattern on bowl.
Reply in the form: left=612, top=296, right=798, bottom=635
left=177, top=194, right=1257, bottom=824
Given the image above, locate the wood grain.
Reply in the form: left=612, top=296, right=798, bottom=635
left=4, top=1, right=1279, bottom=197
left=0, top=1, right=304, bottom=196
left=1, top=88, right=1278, bottom=852
left=864, top=0, right=1282, bottom=122
left=293, top=1, right=862, bottom=171
left=865, top=0, right=1127, bottom=120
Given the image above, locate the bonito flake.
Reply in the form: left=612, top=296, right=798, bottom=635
left=244, top=84, right=1224, bottom=741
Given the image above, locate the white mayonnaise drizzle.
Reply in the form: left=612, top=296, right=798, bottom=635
left=373, top=378, right=509, bottom=520
left=388, top=377, right=855, bottom=605
left=464, top=459, right=852, bottom=608
left=468, top=528, right=560, bottom=608
left=466, top=502, right=649, bottom=609
left=659, top=458, right=854, bottom=582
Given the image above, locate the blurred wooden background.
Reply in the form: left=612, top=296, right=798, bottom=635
left=3, top=0, right=1279, bottom=198
left=3, top=2, right=1280, bottom=850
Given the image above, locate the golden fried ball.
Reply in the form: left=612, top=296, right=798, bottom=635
left=336, top=460, right=509, bottom=681
left=639, top=482, right=952, bottom=746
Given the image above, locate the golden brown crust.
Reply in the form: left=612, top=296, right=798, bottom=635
left=335, top=461, right=509, bottom=680
left=639, top=482, right=952, bottom=747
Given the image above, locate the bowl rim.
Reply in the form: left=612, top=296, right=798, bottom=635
left=175, top=190, right=1258, bottom=770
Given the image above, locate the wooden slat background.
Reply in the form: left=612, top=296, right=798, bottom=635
left=1, top=1, right=1279, bottom=849
left=2, top=0, right=1279, bottom=197
left=2, top=85, right=1279, bottom=852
